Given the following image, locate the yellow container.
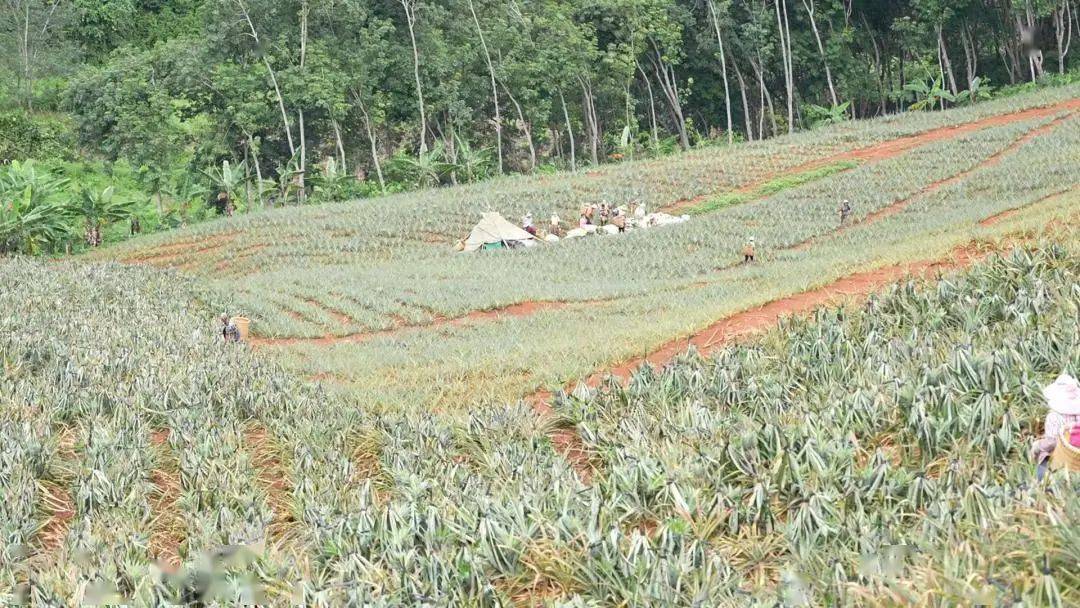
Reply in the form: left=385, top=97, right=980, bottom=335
left=233, top=316, right=251, bottom=341
left=1049, top=428, right=1080, bottom=473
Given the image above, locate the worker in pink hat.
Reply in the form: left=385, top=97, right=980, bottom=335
left=1030, top=373, right=1080, bottom=479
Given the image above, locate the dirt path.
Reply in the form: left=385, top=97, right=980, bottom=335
left=979, top=189, right=1076, bottom=227
left=587, top=246, right=986, bottom=387
left=244, top=426, right=298, bottom=549
left=148, top=428, right=184, bottom=573
left=35, top=427, right=78, bottom=560
left=521, top=243, right=993, bottom=485
left=249, top=299, right=599, bottom=348
left=528, top=396, right=595, bottom=484
left=661, top=97, right=1080, bottom=215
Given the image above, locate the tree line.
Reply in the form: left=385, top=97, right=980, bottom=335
left=1, top=0, right=1077, bottom=203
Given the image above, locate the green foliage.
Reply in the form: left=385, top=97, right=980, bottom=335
left=905, top=76, right=955, bottom=111
left=0, top=161, right=71, bottom=254
left=0, top=111, right=76, bottom=162
left=75, top=186, right=135, bottom=247
left=805, top=101, right=851, bottom=129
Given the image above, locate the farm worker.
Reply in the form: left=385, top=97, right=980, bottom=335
left=583, top=204, right=596, bottom=225
left=612, top=210, right=627, bottom=233
left=130, top=216, right=141, bottom=236
left=217, top=191, right=234, bottom=217
left=599, top=203, right=611, bottom=226
left=220, top=313, right=242, bottom=344
left=839, top=199, right=852, bottom=225
left=1029, top=373, right=1080, bottom=480
left=522, top=213, right=537, bottom=236
left=742, top=237, right=756, bottom=264
left=549, top=214, right=562, bottom=237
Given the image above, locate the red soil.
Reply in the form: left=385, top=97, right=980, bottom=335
left=148, top=428, right=184, bottom=573
left=528, top=396, right=595, bottom=483
left=978, top=189, right=1076, bottom=227
left=303, top=297, right=355, bottom=327
left=244, top=426, right=297, bottom=546
left=661, top=97, right=1080, bottom=214
left=587, top=245, right=984, bottom=387
left=36, top=429, right=78, bottom=558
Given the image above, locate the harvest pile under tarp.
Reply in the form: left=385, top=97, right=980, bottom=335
left=460, top=212, right=537, bottom=252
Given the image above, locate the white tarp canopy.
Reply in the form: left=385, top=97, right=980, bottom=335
left=462, top=212, right=537, bottom=252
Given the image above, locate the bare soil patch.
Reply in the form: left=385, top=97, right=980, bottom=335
left=148, top=428, right=184, bottom=573
left=244, top=426, right=298, bottom=548
left=35, top=428, right=78, bottom=560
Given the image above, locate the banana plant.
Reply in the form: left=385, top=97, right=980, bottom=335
left=75, top=186, right=134, bottom=247
left=0, top=185, right=71, bottom=254
left=905, top=77, right=956, bottom=111
left=202, top=160, right=248, bottom=214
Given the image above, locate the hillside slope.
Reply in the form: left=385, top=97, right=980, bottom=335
left=89, top=86, right=1080, bottom=411
left=4, top=240, right=1078, bottom=604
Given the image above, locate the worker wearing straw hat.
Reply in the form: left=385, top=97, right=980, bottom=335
left=1030, top=373, right=1080, bottom=479
left=742, top=236, right=756, bottom=264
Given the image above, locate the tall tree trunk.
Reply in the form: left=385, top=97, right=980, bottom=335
left=400, top=0, right=428, bottom=153
left=960, top=23, right=978, bottom=89
left=649, top=41, right=690, bottom=150
left=801, top=0, right=839, bottom=107
left=242, top=138, right=252, bottom=208
left=501, top=82, right=536, bottom=171
left=708, top=0, right=734, bottom=144
left=559, top=88, right=577, bottom=171
left=468, top=0, right=503, bottom=174
left=236, top=0, right=295, bottom=156
left=863, top=15, right=887, bottom=115
left=354, top=94, right=386, bottom=192
left=242, top=128, right=265, bottom=208
left=22, top=1, right=31, bottom=109
left=775, top=0, right=795, bottom=133
left=749, top=52, right=777, bottom=137
left=1020, top=8, right=1046, bottom=80
left=297, top=1, right=308, bottom=204
left=731, top=56, right=754, bottom=141
left=332, top=119, right=347, bottom=175
left=1056, top=0, right=1074, bottom=74
left=298, top=110, right=307, bottom=203
left=637, top=63, right=660, bottom=147
left=579, top=77, right=601, bottom=164
left=938, top=26, right=959, bottom=95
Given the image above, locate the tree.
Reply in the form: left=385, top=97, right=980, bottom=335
left=0, top=0, right=72, bottom=109
left=399, top=0, right=429, bottom=153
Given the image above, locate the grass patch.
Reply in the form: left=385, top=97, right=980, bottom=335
left=686, top=160, right=860, bottom=215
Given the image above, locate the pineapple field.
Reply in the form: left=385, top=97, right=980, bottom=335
left=3, top=82, right=1079, bottom=605
left=90, top=84, right=1080, bottom=411
left=3, top=239, right=1078, bottom=605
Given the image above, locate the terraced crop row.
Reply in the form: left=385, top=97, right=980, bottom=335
left=91, top=86, right=1079, bottom=281
left=4, top=239, right=1077, bottom=605
left=220, top=108, right=1079, bottom=411
left=233, top=110, right=1075, bottom=341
